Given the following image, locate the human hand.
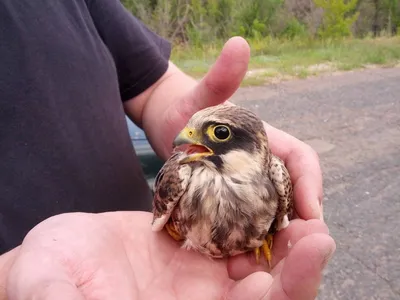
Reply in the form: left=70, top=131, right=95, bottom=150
left=146, top=36, right=323, bottom=220
left=6, top=211, right=334, bottom=300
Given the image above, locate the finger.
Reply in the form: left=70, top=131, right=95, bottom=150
left=225, top=271, right=273, bottom=300
left=266, top=233, right=336, bottom=300
left=292, top=171, right=324, bottom=220
left=271, top=219, right=329, bottom=264
left=177, top=36, right=250, bottom=119
left=226, top=219, right=329, bottom=280
left=263, top=122, right=323, bottom=220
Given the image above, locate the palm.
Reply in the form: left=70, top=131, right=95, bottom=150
left=135, top=239, right=230, bottom=299
left=116, top=212, right=233, bottom=299
left=119, top=212, right=329, bottom=300
left=8, top=211, right=333, bottom=300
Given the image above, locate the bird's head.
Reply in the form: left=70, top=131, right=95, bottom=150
left=172, top=104, right=270, bottom=171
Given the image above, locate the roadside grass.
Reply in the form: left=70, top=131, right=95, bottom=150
left=171, top=36, right=400, bottom=86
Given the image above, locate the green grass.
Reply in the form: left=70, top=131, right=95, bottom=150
left=171, top=36, right=400, bottom=86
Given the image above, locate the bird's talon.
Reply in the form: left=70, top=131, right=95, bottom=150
left=165, top=222, right=183, bottom=241
left=266, top=234, right=273, bottom=251
left=254, top=235, right=274, bottom=268
left=254, top=247, right=261, bottom=264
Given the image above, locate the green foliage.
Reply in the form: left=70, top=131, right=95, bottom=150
left=170, top=36, right=400, bottom=85
left=121, top=0, right=400, bottom=45
left=236, top=0, right=284, bottom=37
left=314, top=0, right=360, bottom=39
left=121, top=1, right=400, bottom=87
left=121, top=0, right=286, bottom=44
left=384, top=0, right=400, bottom=34
left=281, top=18, right=308, bottom=39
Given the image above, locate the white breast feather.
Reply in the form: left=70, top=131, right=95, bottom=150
left=180, top=157, right=277, bottom=256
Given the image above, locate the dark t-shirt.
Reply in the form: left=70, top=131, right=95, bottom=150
left=0, top=0, right=171, bottom=253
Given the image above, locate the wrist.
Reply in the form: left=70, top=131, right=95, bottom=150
left=0, top=247, right=19, bottom=300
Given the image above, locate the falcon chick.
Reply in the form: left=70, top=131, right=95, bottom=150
left=151, top=104, right=293, bottom=267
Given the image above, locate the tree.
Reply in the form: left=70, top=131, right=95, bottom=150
left=314, top=0, right=360, bottom=38
left=383, top=0, right=400, bottom=35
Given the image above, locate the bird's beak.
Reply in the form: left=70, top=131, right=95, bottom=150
left=173, top=127, right=213, bottom=163
left=173, top=127, right=199, bottom=147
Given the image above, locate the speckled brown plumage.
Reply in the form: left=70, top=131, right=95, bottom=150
left=151, top=104, right=294, bottom=264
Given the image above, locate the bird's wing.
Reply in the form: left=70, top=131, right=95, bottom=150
left=268, top=154, right=294, bottom=231
left=151, top=152, right=192, bottom=232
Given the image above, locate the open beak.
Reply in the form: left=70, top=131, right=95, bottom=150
left=173, top=127, right=196, bottom=147
left=173, top=127, right=213, bottom=163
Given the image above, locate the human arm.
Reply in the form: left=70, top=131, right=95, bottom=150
left=4, top=212, right=334, bottom=300
left=123, top=37, right=323, bottom=220
left=85, top=0, right=323, bottom=219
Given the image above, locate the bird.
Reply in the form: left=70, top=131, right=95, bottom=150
left=151, top=104, right=293, bottom=267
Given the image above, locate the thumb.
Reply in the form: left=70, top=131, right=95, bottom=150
left=178, top=36, right=250, bottom=117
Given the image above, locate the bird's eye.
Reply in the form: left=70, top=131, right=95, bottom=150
left=213, top=125, right=231, bottom=141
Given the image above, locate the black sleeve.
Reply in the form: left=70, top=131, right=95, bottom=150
left=86, top=0, right=171, bottom=101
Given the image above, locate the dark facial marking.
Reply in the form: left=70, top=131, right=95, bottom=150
left=201, top=123, right=260, bottom=156
left=206, top=155, right=223, bottom=169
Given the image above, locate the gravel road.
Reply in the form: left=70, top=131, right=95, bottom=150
left=231, top=67, right=400, bottom=300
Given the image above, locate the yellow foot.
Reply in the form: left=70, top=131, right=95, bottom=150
left=254, top=234, right=274, bottom=268
left=165, top=222, right=183, bottom=241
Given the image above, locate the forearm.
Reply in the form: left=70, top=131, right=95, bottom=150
left=0, top=247, right=19, bottom=300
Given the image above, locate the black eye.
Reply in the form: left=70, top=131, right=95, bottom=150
left=214, top=125, right=231, bottom=141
